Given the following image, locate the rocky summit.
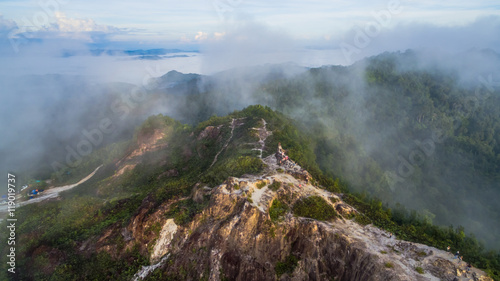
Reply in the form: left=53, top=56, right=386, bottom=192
left=4, top=106, right=495, bottom=281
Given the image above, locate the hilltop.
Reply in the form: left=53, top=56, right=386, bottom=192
left=1, top=105, right=496, bottom=280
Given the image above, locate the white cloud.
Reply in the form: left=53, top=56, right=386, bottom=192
left=199, top=22, right=298, bottom=73
left=214, top=32, right=226, bottom=40
left=0, top=15, right=17, bottom=34
left=49, top=12, right=117, bottom=33
left=3, top=0, right=500, bottom=44
left=195, top=31, right=208, bottom=41
left=34, top=12, right=123, bottom=41
left=5, top=12, right=124, bottom=44
left=193, top=31, right=227, bottom=42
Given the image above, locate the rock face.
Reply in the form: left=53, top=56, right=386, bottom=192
left=129, top=129, right=168, bottom=159
left=121, top=153, right=493, bottom=281
left=197, top=125, right=223, bottom=140
left=92, top=119, right=492, bottom=281
left=150, top=219, right=177, bottom=263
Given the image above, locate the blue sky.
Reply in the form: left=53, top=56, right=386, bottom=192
left=2, top=0, right=500, bottom=50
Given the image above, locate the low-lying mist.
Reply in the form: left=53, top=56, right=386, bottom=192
left=2, top=17, right=500, bottom=252
left=147, top=49, right=500, bottom=250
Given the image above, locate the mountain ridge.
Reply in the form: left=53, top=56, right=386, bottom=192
left=2, top=105, right=497, bottom=280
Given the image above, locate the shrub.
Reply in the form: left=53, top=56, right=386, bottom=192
left=417, top=251, right=427, bottom=257
left=292, top=196, right=337, bottom=221
left=269, top=199, right=288, bottom=222
left=202, top=156, right=264, bottom=187
left=354, top=214, right=372, bottom=226
left=256, top=181, right=267, bottom=189
left=275, top=254, right=299, bottom=277
left=165, top=198, right=208, bottom=226
left=415, top=267, right=424, bottom=274
left=329, top=197, right=339, bottom=203
left=145, top=222, right=162, bottom=236
left=385, top=262, right=393, bottom=268
left=269, top=181, right=281, bottom=191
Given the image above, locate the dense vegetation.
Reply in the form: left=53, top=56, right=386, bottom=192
left=175, top=51, right=500, bottom=252
left=342, top=193, right=500, bottom=280
left=257, top=52, right=500, bottom=250
left=0, top=105, right=316, bottom=280
left=292, top=196, right=338, bottom=221
left=157, top=50, right=500, bottom=252
left=2, top=105, right=500, bottom=280
left=10, top=51, right=500, bottom=252
left=269, top=199, right=288, bottom=222
left=275, top=254, right=299, bottom=277
left=3, top=49, right=500, bottom=280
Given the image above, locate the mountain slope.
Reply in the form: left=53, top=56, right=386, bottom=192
left=150, top=50, right=500, bottom=251
left=132, top=152, right=493, bottom=281
left=2, top=106, right=496, bottom=281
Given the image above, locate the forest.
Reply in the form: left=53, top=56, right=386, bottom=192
left=3, top=49, right=500, bottom=280
left=167, top=50, right=500, bottom=251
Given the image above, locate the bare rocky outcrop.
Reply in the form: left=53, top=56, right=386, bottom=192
left=91, top=120, right=493, bottom=281
left=335, top=203, right=357, bottom=216
left=197, top=125, right=223, bottom=140
left=150, top=219, right=178, bottom=263
left=129, top=129, right=168, bottom=159
left=124, top=150, right=493, bottom=280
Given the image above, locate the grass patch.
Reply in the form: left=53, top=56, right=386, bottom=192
left=269, top=181, right=281, bottom=191
left=415, top=266, right=424, bottom=274
left=201, top=156, right=264, bottom=187
left=165, top=197, right=209, bottom=226
left=385, top=262, right=393, bottom=268
left=275, top=254, right=299, bottom=277
left=329, top=197, right=339, bottom=203
left=256, top=181, right=267, bottom=189
left=145, top=222, right=162, bottom=236
left=292, top=196, right=337, bottom=221
left=417, top=251, right=427, bottom=257
left=353, top=213, right=372, bottom=226
left=264, top=220, right=276, bottom=238
left=380, top=251, right=387, bottom=254
left=269, top=199, right=289, bottom=222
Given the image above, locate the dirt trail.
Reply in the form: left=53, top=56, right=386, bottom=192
left=209, top=119, right=236, bottom=169
left=251, top=119, right=272, bottom=159
left=0, top=165, right=102, bottom=215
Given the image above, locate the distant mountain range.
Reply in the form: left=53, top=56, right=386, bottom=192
left=61, top=48, right=199, bottom=58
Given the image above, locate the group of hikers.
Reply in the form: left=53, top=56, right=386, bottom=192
left=447, top=246, right=473, bottom=276
left=276, top=142, right=290, bottom=166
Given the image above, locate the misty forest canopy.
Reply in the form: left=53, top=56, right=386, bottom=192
left=159, top=49, right=500, bottom=250
left=4, top=104, right=500, bottom=280
left=4, top=49, right=500, bottom=251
